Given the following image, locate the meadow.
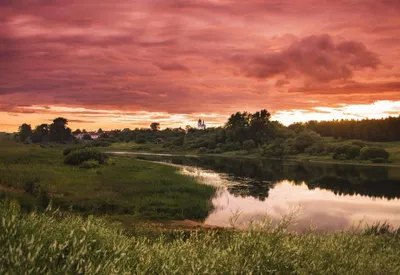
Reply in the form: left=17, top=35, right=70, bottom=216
left=0, top=133, right=215, bottom=221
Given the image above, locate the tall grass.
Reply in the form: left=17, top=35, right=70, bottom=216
left=1, top=200, right=400, bottom=274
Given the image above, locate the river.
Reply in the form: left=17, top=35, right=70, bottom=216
left=112, top=152, right=400, bottom=232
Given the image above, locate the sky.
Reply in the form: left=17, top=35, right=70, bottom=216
left=1, top=0, right=399, bottom=132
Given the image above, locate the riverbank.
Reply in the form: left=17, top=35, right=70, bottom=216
left=101, top=142, right=400, bottom=167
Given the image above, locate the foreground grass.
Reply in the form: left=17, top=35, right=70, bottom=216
left=0, top=135, right=215, bottom=220
left=1, top=200, right=400, bottom=274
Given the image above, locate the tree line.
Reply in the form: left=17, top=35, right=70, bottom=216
left=295, top=116, right=400, bottom=142
left=18, top=117, right=72, bottom=143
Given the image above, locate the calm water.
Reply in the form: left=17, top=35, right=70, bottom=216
left=115, top=152, right=400, bottom=232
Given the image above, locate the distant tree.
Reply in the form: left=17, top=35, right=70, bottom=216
left=73, top=129, right=82, bottom=135
left=31, top=124, right=49, bottom=143
left=98, top=128, right=103, bottom=133
left=242, top=139, right=256, bottom=150
left=150, top=122, right=160, bottom=131
left=82, top=129, right=87, bottom=133
left=82, top=134, right=92, bottom=140
left=18, top=123, right=32, bottom=142
left=225, top=112, right=250, bottom=129
left=49, top=117, right=72, bottom=142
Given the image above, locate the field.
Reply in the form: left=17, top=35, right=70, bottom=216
left=0, top=133, right=215, bottom=221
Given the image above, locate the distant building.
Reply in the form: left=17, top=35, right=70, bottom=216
left=74, top=132, right=100, bottom=140
left=198, top=119, right=206, bottom=130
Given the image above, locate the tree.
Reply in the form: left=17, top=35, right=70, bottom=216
left=73, top=129, right=82, bottom=135
left=98, top=128, right=103, bottom=133
left=225, top=112, right=250, bottom=129
left=49, top=117, right=72, bottom=142
left=82, top=134, right=92, bottom=140
left=18, top=123, right=32, bottom=142
left=249, top=109, right=272, bottom=145
left=32, top=124, right=49, bottom=143
left=150, top=122, right=160, bottom=131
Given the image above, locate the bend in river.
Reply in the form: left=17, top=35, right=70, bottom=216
left=112, top=152, right=400, bottom=232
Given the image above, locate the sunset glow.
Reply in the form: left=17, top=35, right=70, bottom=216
left=1, top=1, right=399, bottom=131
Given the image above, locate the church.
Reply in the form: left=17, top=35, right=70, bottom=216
left=197, top=119, right=206, bottom=130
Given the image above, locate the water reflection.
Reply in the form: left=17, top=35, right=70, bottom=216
left=134, top=154, right=400, bottom=200
left=117, top=153, right=400, bottom=231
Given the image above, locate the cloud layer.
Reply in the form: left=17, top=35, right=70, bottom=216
left=0, top=0, right=399, bottom=130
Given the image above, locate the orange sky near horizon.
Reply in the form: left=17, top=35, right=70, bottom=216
left=1, top=1, right=399, bottom=132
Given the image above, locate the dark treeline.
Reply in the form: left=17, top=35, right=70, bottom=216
left=17, top=117, right=72, bottom=143
left=16, top=110, right=393, bottom=162
left=295, top=116, right=400, bottom=142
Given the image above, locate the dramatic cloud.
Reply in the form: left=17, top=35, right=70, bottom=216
left=233, top=35, right=380, bottom=81
left=0, top=0, right=399, bottom=131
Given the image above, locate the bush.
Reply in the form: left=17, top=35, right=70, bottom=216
left=360, top=147, right=390, bottom=160
left=63, top=146, right=85, bottom=156
left=371, top=158, right=390, bottom=164
left=172, top=136, right=184, bottom=146
left=91, top=140, right=111, bottom=147
left=82, top=134, right=92, bottom=140
left=198, top=147, right=207, bottom=154
left=214, top=148, right=223, bottom=154
left=293, top=131, right=321, bottom=153
left=305, top=142, right=326, bottom=156
left=64, top=149, right=109, bottom=166
left=242, top=139, right=256, bottom=151
left=135, top=135, right=146, bottom=144
left=223, top=142, right=241, bottom=152
left=332, top=144, right=361, bottom=160
left=79, top=160, right=100, bottom=169
left=262, top=143, right=284, bottom=159
left=351, top=140, right=365, bottom=148
left=283, top=138, right=299, bottom=155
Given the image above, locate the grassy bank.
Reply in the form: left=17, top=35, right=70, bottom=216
left=0, top=134, right=215, bottom=221
left=105, top=140, right=400, bottom=167
left=1, top=200, right=400, bottom=274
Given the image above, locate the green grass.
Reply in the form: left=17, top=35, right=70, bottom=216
left=0, top=135, right=215, bottom=220
left=1, top=200, right=400, bottom=274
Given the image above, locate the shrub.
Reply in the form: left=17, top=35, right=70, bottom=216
left=134, top=145, right=150, bottom=151
left=214, top=148, right=223, bottom=154
left=360, top=147, right=390, bottom=160
left=293, top=131, right=321, bottom=153
left=242, top=139, right=256, bottom=151
left=64, top=149, right=109, bottom=166
left=347, top=145, right=361, bottom=159
left=371, top=158, right=390, bottom=164
left=91, top=140, right=111, bottom=147
left=198, top=147, right=207, bottom=154
left=262, top=143, right=284, bottom=159
left=283, top=138, right=299, bottom=155
left=332, top=144, right=361, bottom=160
left=351, top=140, right=365, bottom=148
left=223, top=142, right=241, bottom=152
left=63, top=146, right=85, bottom=156
left=305, top=142, right=326, bottom=156
left=135, top=135, right=146, bottom=144
left=82, top=134, right=92, bottom=140
left=79, top=160, right=100, bottom=169
left=172, top=136, right=184, bottom=146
